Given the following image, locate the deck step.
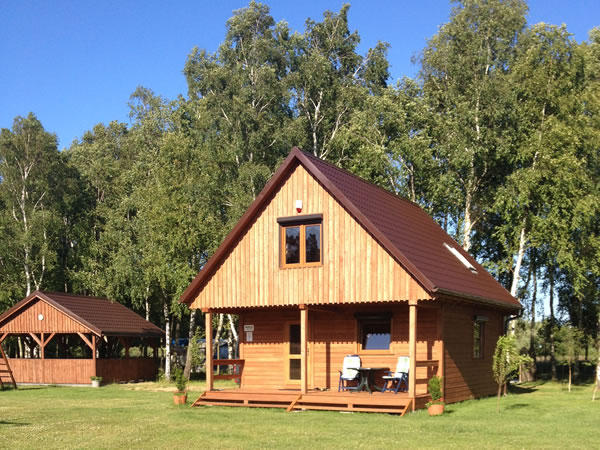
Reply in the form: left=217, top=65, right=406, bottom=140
left=192, top=390, right=413, bottom=415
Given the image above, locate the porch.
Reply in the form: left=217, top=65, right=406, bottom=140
left=200, top=301, right=443, bottom=413
left=192, top=387, right=430, bottom=415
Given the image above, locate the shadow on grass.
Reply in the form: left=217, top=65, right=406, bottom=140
left=0, top=420, right=29, bottom=426
left=505, top=403, right=529, bottom=410
left=2, top=386, right=46, bottom=391
left=509, top=384, right=538, bottom=395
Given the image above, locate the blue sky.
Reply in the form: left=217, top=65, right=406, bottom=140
left=1, top=0, right=598, bottom=149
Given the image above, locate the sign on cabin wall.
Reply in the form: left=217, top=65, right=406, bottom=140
left=244, top=325, right=254, bottom=331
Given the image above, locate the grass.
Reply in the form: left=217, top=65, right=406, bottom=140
left=1, top=380, right=599, bottom=449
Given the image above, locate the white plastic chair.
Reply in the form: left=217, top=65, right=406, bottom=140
left=381, top=356, right=409, bottom=393
left=338, top=354, right=361, bottom=392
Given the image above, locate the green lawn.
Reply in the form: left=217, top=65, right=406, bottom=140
left=1, top=380, right=598, bottom=449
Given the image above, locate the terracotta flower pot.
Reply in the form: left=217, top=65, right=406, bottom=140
left=173, top=392, right=188, bottom=405
left=428, top=403, right=445, bottom=416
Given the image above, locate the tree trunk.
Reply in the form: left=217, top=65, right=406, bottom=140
left=593, top=341, right=600, bottom=401
left=227, top=314, right=239, bottom=358
left=510, top=226, right=527, bottom=298
left=527, top=260, right=537, bottom=381
left=163, top=300, right=171, bottom=381
left=212, top=313, right=224, bottom=356
left=462, top=191, right=473, bottom=252
left=508, top=227, right=527, bottom=337
left=212, top=313, right=224, bottom=374
left=549, top=268, right=557, bottom=380
left=497, top=384, right=502, bottom=412
left=227, top=326, right=234, bottom=373
left=145, top=287, right=150, bottom=322
left=183, top=309, right=197, bottom=380
left=568, top=363, right=572, bottom=393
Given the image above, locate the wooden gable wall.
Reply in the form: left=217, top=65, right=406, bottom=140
left=0, top=297, right=90, bottom=334
left=190, top=163, right=431, bottom=310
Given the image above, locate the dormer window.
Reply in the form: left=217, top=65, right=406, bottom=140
left=278, top=215, right=322, bottom=268
left=443, top=243, right=477, bottom=273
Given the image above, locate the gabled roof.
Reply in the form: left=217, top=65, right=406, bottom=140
left=180, top=147, right=520, bottom=310
left=0, top=291, right=165, bottom=337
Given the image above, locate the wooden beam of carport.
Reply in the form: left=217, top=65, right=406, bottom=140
left=77, top=332, right=95, bottom=351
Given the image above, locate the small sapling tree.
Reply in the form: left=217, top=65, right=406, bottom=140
left=492, top=335, right=532, bottom=412
left=186, top=327, right=204, bottom=383
left=555, top=325, right=584, bottom=392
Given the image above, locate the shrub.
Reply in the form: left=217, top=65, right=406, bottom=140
left=174, top=367, right=187, bottom=393
left=426, top=375, right=444, bottom=407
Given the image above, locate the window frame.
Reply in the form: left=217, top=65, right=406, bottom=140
left=278, top=216, right=323, bottom=269
left=356, top=313, right=393, bottom=354
left=473, top=320, right=485, bottom=359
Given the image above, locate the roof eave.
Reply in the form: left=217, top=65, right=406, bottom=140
left=433, top=287, right=522, bottom=312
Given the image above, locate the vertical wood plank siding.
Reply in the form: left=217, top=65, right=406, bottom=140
left=0, top=299, right=90, bottom=333
left=239, top=306, right=440, bottom=394
left=96, top=358, right=159, bottom=383
left=442, top=304, right=504, bottom=403
left=7, top=358, right=159, bottom=384
left=6, top=359, right=95, bottom=384
left=190, top=164, right=431, bottom=310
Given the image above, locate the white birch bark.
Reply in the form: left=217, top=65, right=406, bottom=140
left=163, top=300, right=171, bottom=381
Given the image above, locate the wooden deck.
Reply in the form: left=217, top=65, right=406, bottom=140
left=192, top=388, right=425, bottom=415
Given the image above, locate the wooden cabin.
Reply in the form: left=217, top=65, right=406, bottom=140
left=0, top=291, right=164, bottom=385
left=180, top=147, right=521, bottom=414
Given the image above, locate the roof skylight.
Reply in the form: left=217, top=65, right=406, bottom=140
left=443, top=243, right=477, bottom=273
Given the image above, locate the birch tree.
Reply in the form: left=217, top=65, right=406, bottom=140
left=288, top=4, right=389, bottom=164
left=0, top=114, right=65, bottom=298
left=419, top=0, right=527, bottom=251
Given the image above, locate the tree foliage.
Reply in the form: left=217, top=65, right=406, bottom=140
left=0, top=1, right=599, bottom=383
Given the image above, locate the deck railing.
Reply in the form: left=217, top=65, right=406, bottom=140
left=212, top=359, right=244, bottom=384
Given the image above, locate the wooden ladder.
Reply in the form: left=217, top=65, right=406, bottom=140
left=0, top=343, right=17, bottom=390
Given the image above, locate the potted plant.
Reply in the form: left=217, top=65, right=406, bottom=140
left=426, top=375, right=444, bottom=416
left=90, top=376, right=103, bottom=388
left=173, top=367, right=188, bottom=405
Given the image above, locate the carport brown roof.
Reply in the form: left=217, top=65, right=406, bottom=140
left=0, top=291, right=165, bottom=337
left=180, top=147, right=520, bottom=311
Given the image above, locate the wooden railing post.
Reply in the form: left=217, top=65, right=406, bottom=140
left=205, top=310, right=213, bottom=392
left=300, top=306, right=308, bottom=394
left=92, top=335, right=97, bottom=378
left=409, top=301, right=417, bottom=408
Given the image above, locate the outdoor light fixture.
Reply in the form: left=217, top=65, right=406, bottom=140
left=38, top=314, right=44, bottom=321
left=295, top=199, right=303, bottom=213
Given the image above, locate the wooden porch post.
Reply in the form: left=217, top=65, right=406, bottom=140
left=92, top=335, right=97, bottom=378
left=408, top=301, right=417, bottom=408
left=205, top=310, right=213, bottom=392
left=300, top=306, right=308, bottom=394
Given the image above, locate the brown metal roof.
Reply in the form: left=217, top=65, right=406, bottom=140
left=0, top=291, right=165, bottom=337
left=180, top=147, right=520, bottom=311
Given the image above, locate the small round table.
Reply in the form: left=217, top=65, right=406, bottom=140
left=354, top=367, right=388, bottom=394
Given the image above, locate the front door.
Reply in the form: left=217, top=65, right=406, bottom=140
left=287, top=323, right=301, bottom=383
